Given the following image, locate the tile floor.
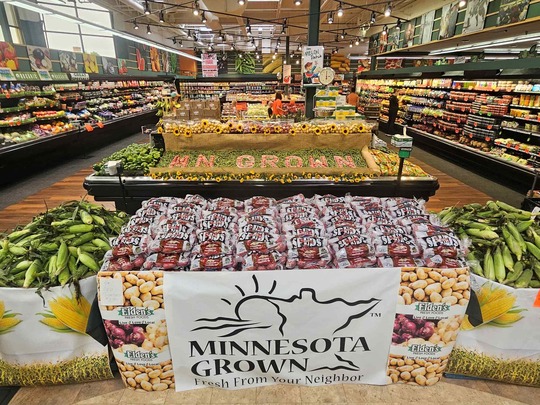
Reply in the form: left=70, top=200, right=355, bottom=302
left=8, top=374, right=539, bottom=404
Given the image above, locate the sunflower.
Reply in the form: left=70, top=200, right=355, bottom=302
left=216, top=127, right=223, bottom=134
left=264, top=128, right=271, bottom=135
left=173, top=128, right=181, bottom=137
left=201, top=119, right=209, bottom=127
left=228, top=121, right=234, bottom=129
left=156, top=126, right=163, bottom=134
left=237, top=124, right=244, bottom=133
left=184, top=129, right=193, bottom=138
left=273, top=126, right=281, bottom=133
left=250, top=125, right=258, bottom=134
left=301, top=123, right=308, bottom=131
left=330, top=123, right=337, bottom=132
left=289, top=129, right=296, bottom=136
left=314, top=127, right=322, bottom=136
left=341, top=127, right=350, bottom=136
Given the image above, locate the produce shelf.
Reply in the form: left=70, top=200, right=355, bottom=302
left=509, top=104, right=540, bottom=110
left=403, top=124, right=536, bottom=191
left=501, top=126, right=540, bottom=138
left=83, top=174, right=440, bottom=214
left=503, top=115, right=540, bottom=124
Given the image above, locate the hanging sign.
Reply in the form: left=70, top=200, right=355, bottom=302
left=50, top=72, right=69, bottom=81
left=301, top=46, right=324, bottom=86
left=283, top=64, right=292, bottom=84
left=202, top=53, right=218, bottom=78
left=37, top=70, right=52, bottom=80
left=164, top=268, right=400, bottom=391
left=0, top=67, right=16, bottom=81
left=14, top=71, right=40, bottom=81
left=70, top=72, right=90, bottom=81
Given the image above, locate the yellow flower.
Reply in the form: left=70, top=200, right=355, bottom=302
left=330, top=123, right=337, bottom=132
left=341, top=127, right=350, bottom=135
left=289, top=129, right=296, bottom=136
left=173, top=128, right=181, bottom=137
left=237, top=124, right=244, bottom=133
left=274, top=126, right=281, bottom=133
left=201, top=119, right=209, bottom=127
left=314, top=127, right=322, bottom=136
left=301, top=123, right=308, bottom=131
left=184, top=129, right=192, bottom=138
left=250, top=125, right=258, bottom=133
left=157, top=126, right=163, bottom=134
left=228, top=121, right=234, bottom=128
left=216, top=127, right=223, bottom=134
left=264, top=128, right=271, bottom=135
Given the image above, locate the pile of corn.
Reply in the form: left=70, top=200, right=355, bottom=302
left=439, top=201, right=540, bottom=288
left=0, top=200, right=129, bottom=289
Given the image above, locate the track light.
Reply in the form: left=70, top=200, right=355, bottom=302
left=328, top=12, right=334, bottom=24
left=297, top=44, right=302, bottom=51
left=217, top=31, right=223, bottom=41
left=337, top=2, right=343, bottom=17
left=256, top=53, right=260, bottom=60
left=133, top=21, right=139, bottom=30
left=179, top=40, right=183, bottom=47
left=201, top=11, right=207, bottom=24
left=370, top=11, right=376, bottom=24
left=281, top=25, right=286, bottom=35
left=459, top=0, right=467, bottom=7
left=295, top=0, right=302, bottom=6
left=193, top=1, right=199, bottom=16
left=144, top=0, right=150, bottom=15
left=239, top=53, right=243, bottom=59
left=187, top=30, right=193, bottom=39
left=246, top=18, right=251, bottom=35
left=340, top=30, right=345, bottom=39
left=147, top=25, right=151, bottom=35
left=349, top=40, right=353, bottom=48
left=281, top=18, right=287, bottom=35
left=274, top=46, right=278, bottom=55
left=382, top=25, right=388, bottom=35
left=272, top=54, right=276, bottom=60
left=384, top=2, right=392, bottom=17
left=159, top=10, right=164, bottom=23
left=396, top=18, right=402, bottom=30
left=335, top=34, right=339, bottom=42
left=238, top=0, right=245, bottom=5
left=355, top=37, right=360, bottom=46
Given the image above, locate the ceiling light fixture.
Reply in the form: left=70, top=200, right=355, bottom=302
left=272, top=54, right=276, bottom=60
left=294, top=0, right=302, bottom=5
left=349, top=40, right=353, bottom=48
left=382, top=25, right=388, bottom=35
left=218, top=31, right=223, bottom=41
left=238, top=0, right=245, bottom=5
left=396, top=18, right=402, bottom=30
left=335, top=34, right=339, bottom=42
left=337, top=2, right=343, bottom=17
left=328, top=12, right=334, bottom=24
left=179, top=40, right=183, bottom=47
left=459, top=0, right=467, bottom=7
left=256, top=53, right=260, bottom=60
left=193, top=1, right=199, bottom=16
left=296, top=59, right=299, bottom=64
left=201, top=11, right=207, bottom=24
left=340, top=30, right=345, bottom=39
left=246, top=18, right=251, bottom=34
left=172, top=37, right=177, bottom=44
left=133, top=21, right=139, bottom=30
left=187, top=30, right=193, bottom=39
left=384, top=2, right=392, bottom=17
left=370, top=11, right=376, bottom=24
left=274, top=46, right=278, bottom=54
left=144, top=0, right=150, bottom=15
left=159, top=10, right=164, bottom=23
left=297, top=44, right=302, bottom=51
left=355, top=37, right=360, bottom=45
left=147, top=24, right=151, bottom=35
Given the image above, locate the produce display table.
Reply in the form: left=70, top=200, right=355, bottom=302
left=83, top=175, right=440, bottom=214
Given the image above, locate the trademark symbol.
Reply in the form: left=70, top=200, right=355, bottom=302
left=370, top=313, right=381, bottom=317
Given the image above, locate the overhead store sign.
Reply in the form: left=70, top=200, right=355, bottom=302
left=202, top=53, right=218, bottom=78
left=164, top=269, right=399, bottom=391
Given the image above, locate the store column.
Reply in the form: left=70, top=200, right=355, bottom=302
left=305, top=0, right=321, bottom=119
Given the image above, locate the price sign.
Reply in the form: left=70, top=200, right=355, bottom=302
left=0, top=68, right=16, bottom=81
left=14, top=71, right=40, bottom=81
left=37, top=70, right=52, bottom=80
left=70, top=73, right=90, bottom=81
left=50, top=72, right=69, bottom=81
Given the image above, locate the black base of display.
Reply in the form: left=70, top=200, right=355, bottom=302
left=401, top=124, right=535, bottom=193
left=84, top=175, right=440, bottom=214
left=0, top=111, right=158, bottom=187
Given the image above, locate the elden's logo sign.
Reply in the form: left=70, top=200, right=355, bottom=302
left=164, top=269, right=399, bottom=390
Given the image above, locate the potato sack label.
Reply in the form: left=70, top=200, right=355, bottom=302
left=164, top=269, right=400, bottom=391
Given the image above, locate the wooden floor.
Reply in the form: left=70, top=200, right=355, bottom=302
left=2, top=154, right=538, bottom=403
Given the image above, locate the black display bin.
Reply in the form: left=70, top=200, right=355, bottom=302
left=83, top=174, right=440, bottom=214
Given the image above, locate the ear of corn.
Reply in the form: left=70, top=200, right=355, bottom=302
left=489, top=310, right=525, bottom=326
left=480, top=293, right=516, bottom=324
left=0, top=301, right=4, bottom=319
left=49, top=299, right=88, bottom=334
left=40, top=317, right=71, bottom=331
left=0, top=317, right=21, bottom=333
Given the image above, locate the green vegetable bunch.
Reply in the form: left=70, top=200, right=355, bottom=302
left=93, top=143, right=163, bottom=176
left=235, top=53, right=256, bottom=74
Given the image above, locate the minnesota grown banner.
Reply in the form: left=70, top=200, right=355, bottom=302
left=164, top=268, right=400, bottom=390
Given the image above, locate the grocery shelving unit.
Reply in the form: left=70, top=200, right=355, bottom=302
left=0, top=78, right=167, bottom=186
left=357, top=77, right=540, bottom=191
